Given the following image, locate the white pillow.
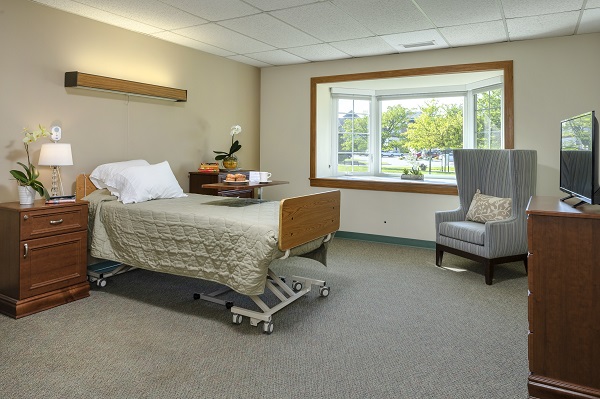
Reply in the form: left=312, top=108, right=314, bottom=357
left=90, top=160, right=149, bottom=195
left=111, top=161, right=187, bottom=204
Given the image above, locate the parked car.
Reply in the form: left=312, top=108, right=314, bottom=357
left=381, top=150, right=401, bottom=157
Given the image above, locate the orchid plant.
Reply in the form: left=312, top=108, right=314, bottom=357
left=402, top=152, right=423, bottom=175
left=9, top=125, right=51, bottom=197
left=213, top=125, right=242, bottom=161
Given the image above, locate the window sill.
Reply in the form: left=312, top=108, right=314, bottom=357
left=309, top=176, right=458, bottom=195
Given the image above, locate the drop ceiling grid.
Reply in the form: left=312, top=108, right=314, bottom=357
left=28, top=0, right=600, bottom=67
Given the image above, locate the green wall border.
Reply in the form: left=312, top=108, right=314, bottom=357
left=335, top=231, right=436, bottom=249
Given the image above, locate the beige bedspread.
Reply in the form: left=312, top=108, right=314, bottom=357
left=84, top=190, right=327, bottom=295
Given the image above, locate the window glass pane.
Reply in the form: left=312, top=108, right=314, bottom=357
left=380, top=97, right=463, bottom=178
left=336, top=98, right=371, bottom=174
left=475, top=88, right=502, bottom=149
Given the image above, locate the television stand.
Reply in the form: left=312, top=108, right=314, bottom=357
left=559, top=194, right=574, bottom=202
left=573, top=200, right=587, bottom=208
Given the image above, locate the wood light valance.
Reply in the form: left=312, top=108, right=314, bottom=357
left=64, top=71, right=187, bottom=102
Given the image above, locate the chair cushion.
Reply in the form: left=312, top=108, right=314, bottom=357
left=439, top=221, right=486, bottom=246
left=466, top=189, right=512, bottom=223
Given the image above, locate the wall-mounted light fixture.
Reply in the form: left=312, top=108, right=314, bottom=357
left=65, top=71, right=187, bottom=102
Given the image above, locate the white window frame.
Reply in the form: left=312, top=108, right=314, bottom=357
left=330, top=77, right=504, bottom=179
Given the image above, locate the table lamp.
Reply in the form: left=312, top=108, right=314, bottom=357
left=38, top=142, right=73, bottom=197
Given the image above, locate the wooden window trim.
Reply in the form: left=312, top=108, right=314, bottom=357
left=310, top=60, right=514, bottom=195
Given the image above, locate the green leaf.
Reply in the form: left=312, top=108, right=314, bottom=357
left=9, top=170, right=28, bottom=184
left=213, top=150, right=228, bottom=155
left=214, top=154, right=226, bottom=161
left=30, top=180, right=46, bottom=197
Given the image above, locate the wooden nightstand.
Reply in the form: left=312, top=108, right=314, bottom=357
left=189, top=171, right=253, bottom=198
left=0, top=200, right=90, bottom=318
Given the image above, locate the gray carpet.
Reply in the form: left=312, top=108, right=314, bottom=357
left=0, top=238, right=528, bottom=399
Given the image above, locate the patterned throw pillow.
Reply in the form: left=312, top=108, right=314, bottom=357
left=465, top=189, right=512, bottom=223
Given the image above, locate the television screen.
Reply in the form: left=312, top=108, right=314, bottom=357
left=560, top=111, right=596, bottom=204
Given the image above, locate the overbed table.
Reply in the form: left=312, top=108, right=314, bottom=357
left=201, top=180, right=289, bottom=199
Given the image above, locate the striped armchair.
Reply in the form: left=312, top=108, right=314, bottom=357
left=435, top=149, right=537, bottom=285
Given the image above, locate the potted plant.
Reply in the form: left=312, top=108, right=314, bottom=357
left=401, top=152, right=425, bottom=180
left=9, top=125, right=51, bottom=204
left=213, top=125, right=242, bottom=170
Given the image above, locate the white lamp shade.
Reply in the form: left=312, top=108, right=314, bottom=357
left=38, top=143, right=73, bottom=166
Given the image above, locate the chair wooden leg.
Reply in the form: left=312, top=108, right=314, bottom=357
left=436, top=246, right=444, bottom=267
left=523, top=256, right=528, bottom=275
left=484, top=261, right=494, bottom=285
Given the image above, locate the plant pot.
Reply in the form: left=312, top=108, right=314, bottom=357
left=18, top=185, right=36, bottom=205
left=401, top=174, right=424, bottom=181
left=222, top=155, right=238, bottom=171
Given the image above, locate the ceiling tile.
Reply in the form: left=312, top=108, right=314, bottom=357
left=587, top=0, right=600, bottom=8
left=380, top=29, right=449, bottom=52
left=160, top=0, right=260, bottom=21
left=578, top=8, right=600, bottom=34
left=226, top=55, right=272, bottom=67
left=414, top=0, right=502, bottom=27
left=32, top=0, right=164, bottom=34
left=331, top=0, right=434, bottom=35
left=330, top=36, right=397, bottom=57
left=502, top=0, right=584, bottom=18
left=507, top=12, right=580, bottom=40
left=151, top=32, right=235, bottom=56
left=244, top=0, right=325, bottom=12
left=218, top=13, right=321, bottom=48
left=75, top=0, right=207, bottom=30
left=286, top=43, right=352, bottom=61
left=243, top=50, right=309, bottom=65
left=440, top=20, right=507, bottom=46
left=271, top=2, right=373, bottom=42
left=174, top=24, right=275, bottom=53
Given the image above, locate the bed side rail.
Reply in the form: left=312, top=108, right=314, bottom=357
left=278, top=190, right=340, bottom=251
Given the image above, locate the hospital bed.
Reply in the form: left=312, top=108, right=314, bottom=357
left=76, top=174, right=340, bottom=334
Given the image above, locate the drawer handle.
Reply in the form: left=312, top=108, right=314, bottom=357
left=24, top=243, right=28, bottom=258
left=49, top=219, right=64, bottom=225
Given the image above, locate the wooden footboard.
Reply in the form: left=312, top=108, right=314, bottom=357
left=278, top=190, right=340, bottom=251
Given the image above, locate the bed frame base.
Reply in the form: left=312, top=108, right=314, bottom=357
left=197, top=269, right=329, bottom=334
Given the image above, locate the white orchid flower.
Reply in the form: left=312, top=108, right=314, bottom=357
left=230, top=125, right=242, bottom=136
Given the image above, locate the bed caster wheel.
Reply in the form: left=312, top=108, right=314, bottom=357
left=96, top=279, right=106, bottom=288
left=263, top=321, right=274, bottom=334
left=319, top=286, right=330, bottom=297
left=232, top=314, right=243, bottom=325
left=292, top=281, right=303, bottom=292
left=193, top=293, right=200, bottom=300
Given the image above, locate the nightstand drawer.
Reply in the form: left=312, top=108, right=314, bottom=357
left=20, top=205, right=88, bottom=240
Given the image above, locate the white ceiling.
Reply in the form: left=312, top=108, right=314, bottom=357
left=31, top=0, right=600, bottom=68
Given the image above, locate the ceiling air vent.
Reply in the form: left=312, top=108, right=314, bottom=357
left=401, top=40, right=436, bottom=49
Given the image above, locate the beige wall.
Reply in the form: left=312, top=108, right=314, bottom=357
left=260, top=33, right=600, bottom=241
left=0, top=0, right=260, bottom=203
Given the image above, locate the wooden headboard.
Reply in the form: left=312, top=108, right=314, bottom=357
left=76, top=174, right=97, bottom=201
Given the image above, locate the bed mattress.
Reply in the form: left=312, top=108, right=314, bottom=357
left=84, top=190, right=326, bottom=295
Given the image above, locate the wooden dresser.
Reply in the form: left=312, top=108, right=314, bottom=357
left=0, top=200, right=89, bottom=318
left=526, top=196, right=600, bottom=399
left=189, top=171, right=253, bottom=198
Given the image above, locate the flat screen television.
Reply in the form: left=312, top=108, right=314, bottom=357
left=559, top=110, right=599, bottom=207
